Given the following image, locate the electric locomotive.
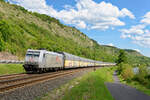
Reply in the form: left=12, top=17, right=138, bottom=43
left=23, top=49, right=115, bottom=73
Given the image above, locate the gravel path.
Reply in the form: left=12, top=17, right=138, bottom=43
left=105, top=71, right=150, bottom=100
left=113, top=71, right=120, bottom=83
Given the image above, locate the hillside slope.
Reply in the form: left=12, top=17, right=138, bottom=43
left=0, top=1, right=150, bottom=65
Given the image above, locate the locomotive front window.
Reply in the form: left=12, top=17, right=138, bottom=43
left=26, top=53, right=40, bottom=63
left=26, top=54, right=39, bottom=57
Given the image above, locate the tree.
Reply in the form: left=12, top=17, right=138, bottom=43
left=0, top=20, right=11, bottom=42
left=0, top=0, right=5, bottom=2
left=0, top=33, right=5, bottom=51
left=117, top=50, right=127, bottom=65
left=121, top=64, right=134, bottom=81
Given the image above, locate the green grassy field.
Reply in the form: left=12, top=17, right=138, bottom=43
left=0, top=64, right=25, bottom=75
left=38, top=67, right=115, bottom=100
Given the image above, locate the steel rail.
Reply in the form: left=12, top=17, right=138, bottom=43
left=0, top=69, right=85, bottom=93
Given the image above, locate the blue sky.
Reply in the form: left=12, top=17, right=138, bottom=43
left=7, top=0, right=150, bottom=57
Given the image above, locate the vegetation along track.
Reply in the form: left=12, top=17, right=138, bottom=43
left=0, top=68, right=92, bottom=93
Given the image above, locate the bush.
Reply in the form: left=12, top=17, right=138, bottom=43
left=134, top=64, right=149, bottom=85
left=121, top=64, right=134, bottom=81
left=13, top=5, right=28, bottom=13
left=117, top=62, right=126, bottom=74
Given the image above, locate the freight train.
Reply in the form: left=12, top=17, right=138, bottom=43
left=23, top=49, right=115, bottom=73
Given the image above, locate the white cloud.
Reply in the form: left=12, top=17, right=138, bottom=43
left=76, top=20, right=87, bottom=29
left=7, top=0, right=135, bottom=30
left=120, top=24, right=146, bottom=35
left=120, top=8, right=135, bottom=19
left=56, top=0, right=135, bottom=30
left=121, top=34, right=131, bottom=39
left=107, top=43, right=114, bottom=46
left=120, top=11, right=150, bottom=48
left=7, top=0, right=58, bottom=17
left=120, top=24, right=150, bottom=47
left=133, top=49, right=140, bottom=52
left=122, top=34, right=150, bottom=48
left=140, top=12, right=150, bottom=25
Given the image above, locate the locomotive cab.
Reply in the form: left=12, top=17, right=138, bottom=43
left=23, top=49, right=45, bottom=72
left=23, top=49, right=64, bottom=73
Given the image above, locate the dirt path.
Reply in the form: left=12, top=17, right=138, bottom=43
left=105, top=71, right=150, bottom=100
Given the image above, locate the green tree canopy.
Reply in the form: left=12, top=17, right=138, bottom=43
left=117, top=50, right=127, bottom=65
left=0, top=20, right=11, bottom=42
left=0, top=0, right=5, bottom=2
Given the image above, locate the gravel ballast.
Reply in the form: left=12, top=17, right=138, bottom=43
left=0, top=69, right=92, bottom=100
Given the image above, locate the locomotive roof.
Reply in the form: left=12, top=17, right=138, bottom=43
left=27, top=49, right=63, bottom=56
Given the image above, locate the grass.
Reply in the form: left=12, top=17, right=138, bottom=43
left=0, top=64, right=25, bottom=75
left=38, top=67, right=115, bottom=100
left=118, top=74, right=150, bottom=96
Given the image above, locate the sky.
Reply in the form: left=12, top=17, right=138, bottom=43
left=6, top=0, right=150, bottom=57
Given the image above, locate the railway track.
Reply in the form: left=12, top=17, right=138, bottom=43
left=0, top=68, right=90, bottom=93
left=0, top=73, right=27, bottom=81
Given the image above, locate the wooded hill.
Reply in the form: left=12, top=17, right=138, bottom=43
left=0, top=0, right=150, bottom=66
